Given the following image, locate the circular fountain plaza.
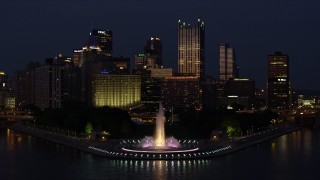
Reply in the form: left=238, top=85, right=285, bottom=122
left=88, top=103, right=232, bottom=160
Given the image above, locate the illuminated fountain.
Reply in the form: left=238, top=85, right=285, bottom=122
left=88, top=102, right=233, bottom=159
left=139, top=102, right=181, bottom=150
left=153, top=102, right=166, bottom=147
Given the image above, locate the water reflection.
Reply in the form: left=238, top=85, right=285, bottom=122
left=303, top=129, right=312, bottom=153
left=278, top=135, right=288, bottom=152
left=292, top=130, right=302, bottom=150
left=108, top=159, right=211, bottom=179
left=5, top=128, right=24, bottom=151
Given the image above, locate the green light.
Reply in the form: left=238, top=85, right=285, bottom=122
left=138, top=54, right=145, bottom=57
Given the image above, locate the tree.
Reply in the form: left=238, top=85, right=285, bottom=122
left=84, top=122, right=93, bottom=135
left=221, top=116, right=240, bottom=137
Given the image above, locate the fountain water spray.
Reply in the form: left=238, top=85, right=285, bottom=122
left=154, top=102, right=166, bottom=147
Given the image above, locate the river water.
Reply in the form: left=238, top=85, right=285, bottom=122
left=0, top=127, right=319, bottom=180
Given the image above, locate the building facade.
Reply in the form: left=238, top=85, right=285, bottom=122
left=219, top=43, right=238, bottom=81
left=178, top=19, right=205, bottom=78
left=161, top=76, right=201, bottom=111
left=267, top=52, right=290, bottom=109
left=34, top=61, right=62, bottom=110
left=91, top=74, right=141, bottom=109
left=15, top=62, right=39, bottom=107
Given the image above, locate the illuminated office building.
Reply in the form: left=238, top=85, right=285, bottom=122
left=267, top=52, right=290, bottom=109
left=91, top=74, right=141, bottom=109
left=219, top=43, right=238, bottom=81
left=178, top=19, right=205, bottom=78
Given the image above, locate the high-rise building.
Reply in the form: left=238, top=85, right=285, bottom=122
left=219, top=43, right=238, bottom=81
left=134, top=37, right=163, bottom=70
left=74, top=29, right=112, bottom=68
left=73, top=49, right=84, bottom=67
left=15, top=62, right=40, bottom=107
left=134, top=53, right=146, bottom=70
left=34, top=59, right=62, bottom=110
left=91, top=29, right=113, bottom=57
left=145, top=37, right=162, bottom=68
left=178, top=19, right=205, bottom=78
left=53, top=54, right=82, bottom=102
left=267, top=52, right=290, bottom=109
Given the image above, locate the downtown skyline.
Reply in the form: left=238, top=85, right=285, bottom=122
left=1, top=0, right=320, bottom=89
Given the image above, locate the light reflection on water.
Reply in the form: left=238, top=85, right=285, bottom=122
left=105, top=159, right=211, bottom=180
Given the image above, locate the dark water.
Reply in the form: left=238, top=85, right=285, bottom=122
left=1, top=128, right=319, bottom=180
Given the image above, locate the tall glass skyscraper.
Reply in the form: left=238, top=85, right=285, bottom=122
left=219, top=43, right=238, bottom=81
left=178, top=19, right=205, bottom=78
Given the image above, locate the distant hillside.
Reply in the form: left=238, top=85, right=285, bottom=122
left=296, top=89, right=320, bottom=97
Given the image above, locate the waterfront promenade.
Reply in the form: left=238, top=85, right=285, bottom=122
left=7, top=124, right=301, bottom=160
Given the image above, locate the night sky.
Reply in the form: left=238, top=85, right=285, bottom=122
left=1, top=0, right=320, bottom=89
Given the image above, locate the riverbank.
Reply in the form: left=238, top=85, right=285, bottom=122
left=7, top=124, right=301, bottom=160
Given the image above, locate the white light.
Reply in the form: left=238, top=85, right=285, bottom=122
left=121, top=147, right=199, bottom=153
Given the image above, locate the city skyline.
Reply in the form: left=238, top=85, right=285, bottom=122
left=1, top=0, right=320, bottom=89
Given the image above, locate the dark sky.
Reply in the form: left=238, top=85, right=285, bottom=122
left=1, top=0, right=320, bottom=89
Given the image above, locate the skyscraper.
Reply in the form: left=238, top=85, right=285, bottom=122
left=134, top=37, right=163, bottom=70
left=145, top=37, right=163, bottom=68
left=34, top=59, right=62, bottom=110
left=178, top=19, right=205, bottom=78
left=219, top=43, right=238, bottom=81
left=74, top=29, right=112, bottom=68
left=267, top=52, right=290, bottom=109
left=91, top=29, right=113, bottom=57
left=15, top=62, right=39, bottom=107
